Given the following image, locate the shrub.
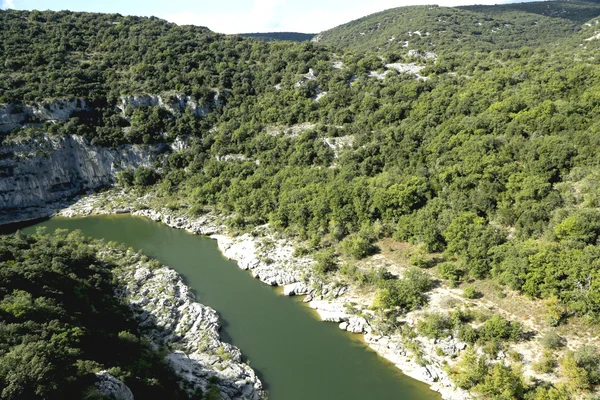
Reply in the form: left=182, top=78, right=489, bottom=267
left=451, top=348, right=489, bottom=390
left=457, top=324, right=479, bottom=345
left=477, top=314, right=523, bottom=343
left=313, top=249, right=337, bottom=274
left=507, top=350, right=523, bottom=362
left=373, top=268, right=431, bottom=310
left=462, top=286, right=482, bottom=299
left=482, top=340, right=503, bottom=358
left=417, top=313, right=452, bottom=339
left=475, top=363, right=526, bottom=399
left=541, top=331, right=565, bottom=350
left=559, top=345, right=600, bottom=392
left=133, top=166, right=159, bottom=187
left=339, top=233, right=375, bottom=259
left=533, top=351, right=556, bottom=374
left=438, top=261, right=464, bottom=285
left=116, top=168, right=134, bottom=187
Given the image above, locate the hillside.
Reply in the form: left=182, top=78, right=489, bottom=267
left=239, top=32, right=316, bottom=42
left=314, top=1, right=600, bottom=54
left=1, top=7, right=600, bottom=400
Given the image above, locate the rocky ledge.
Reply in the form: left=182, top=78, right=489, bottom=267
left=105, top=247, right=265, bottom=400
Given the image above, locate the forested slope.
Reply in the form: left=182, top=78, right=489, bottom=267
left=239, top=32, right=315, bottom=42
left=315, top=0, right=600, bottom=54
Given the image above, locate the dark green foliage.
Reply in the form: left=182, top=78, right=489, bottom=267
left=317, top=2, right=600, bottom=54
left=0, top=231, right=189, bottom=400
left=313, top=249, right=338, bottom=274
left=133, top=167, right=160, bottom=187
left=374, top=268, right=431, bottom=310
left=339, top=233, right=375, bottom=259
left=416, top=313, right=452, bottom=339
left=239, top=32, right=316, bottom=42
left=477, top=315, right=524, bottom=343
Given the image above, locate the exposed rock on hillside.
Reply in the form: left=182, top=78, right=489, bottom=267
left=0, top=134, right=163, bottom=223
left=95, top=371, right=135, bottom=400
left=0, top=99, right=88, bottom=133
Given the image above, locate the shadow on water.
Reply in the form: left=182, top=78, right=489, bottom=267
left=0, top=217, right=50, bottom=235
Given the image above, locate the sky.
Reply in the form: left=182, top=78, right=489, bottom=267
left=1, top=0, right=536, bottom=34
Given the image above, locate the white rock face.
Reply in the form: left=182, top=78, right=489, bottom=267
left=0, top=134, right=161, bottom=223
left=114, top=262, right=264, bottom=399
left=95, top=371, right=135, bottom=400
left=0, top=99, right=88, bottom=133
left=118, top=94, right=214, bottom=117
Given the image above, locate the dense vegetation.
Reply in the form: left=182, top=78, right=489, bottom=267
left=0, top=230, right=192, bottom=399
left=240, top=32, right=315, bottom=42
left=316, top=0, right=600, bottom=53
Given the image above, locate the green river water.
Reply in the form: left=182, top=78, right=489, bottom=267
left=18, top=215, right=440, bottom=400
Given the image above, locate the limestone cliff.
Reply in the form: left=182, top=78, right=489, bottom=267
left=0, top=134, right=165, bottom=224
left=0, top=99, right=89, bottom=133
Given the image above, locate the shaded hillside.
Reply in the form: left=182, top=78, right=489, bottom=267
left=240, top=32, right=316, bottom=42
left=315, top=1, right=600, bottom=54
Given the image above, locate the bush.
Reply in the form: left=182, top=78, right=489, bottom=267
left=462, top=286, right=482, bottom=299
left=451, top=348, right=489, bottom=390
left=438, top=261, right=464, bottom=286
left=507, top=350, right=523, bottom=362
left=481, top=339, right=503, bottom=358
left=373, top=268, right=431, bottom=310
left=475, top=363, right=526, bottom=399
left=133, top=166, right=159, bottom=187
left=477, top=314, right=523, bottom=343
left=417, top=313, right=452, bottom=339
left=116, top=168, right=134, bottom=187
left=541, top=331, right=565, bottom=350
left=339, top=233, right=375, bottom=259
left=457, top=324, right=479, bottom=345
left=313, top=249, right=338, bottom=274
left=533, top=351, right=556, bottom=374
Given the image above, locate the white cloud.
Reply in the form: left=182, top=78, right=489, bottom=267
left=163, top=0, right=536, bottom=34
left=2, top=0, right=15, bottom=9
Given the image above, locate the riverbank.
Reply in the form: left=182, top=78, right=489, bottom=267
left=105, top=245, right=265, bottom=400
left=52, top=189, right=470, bottom=400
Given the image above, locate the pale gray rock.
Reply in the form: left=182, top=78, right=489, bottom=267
left=113, top=258, right=264, bottom=400
left=0, top=134, right=163, bottom=223
left=95, top=371, right=134, bottom=400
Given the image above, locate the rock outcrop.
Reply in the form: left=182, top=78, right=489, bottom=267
left=0, top=134, right=163, bottom=224
left=0, top=99, right=88, bottom=133
left=111, top=252, right=264, bottom=400
left=95, top=371, right=135, bottom=400
left=117, top=94, right=216, bottom=117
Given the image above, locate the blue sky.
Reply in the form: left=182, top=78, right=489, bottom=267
left=2, top=0, right=535, bottom=33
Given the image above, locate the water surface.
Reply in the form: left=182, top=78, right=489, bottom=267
left=20, top=215, right=440, bottom=400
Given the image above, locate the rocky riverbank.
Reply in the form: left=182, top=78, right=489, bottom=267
left=54, top=190, right=471, bottom=400
left=103, top=243, right=265, bottom=399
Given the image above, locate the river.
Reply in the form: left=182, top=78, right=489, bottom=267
left=18, top=215, right=440, bottom=400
